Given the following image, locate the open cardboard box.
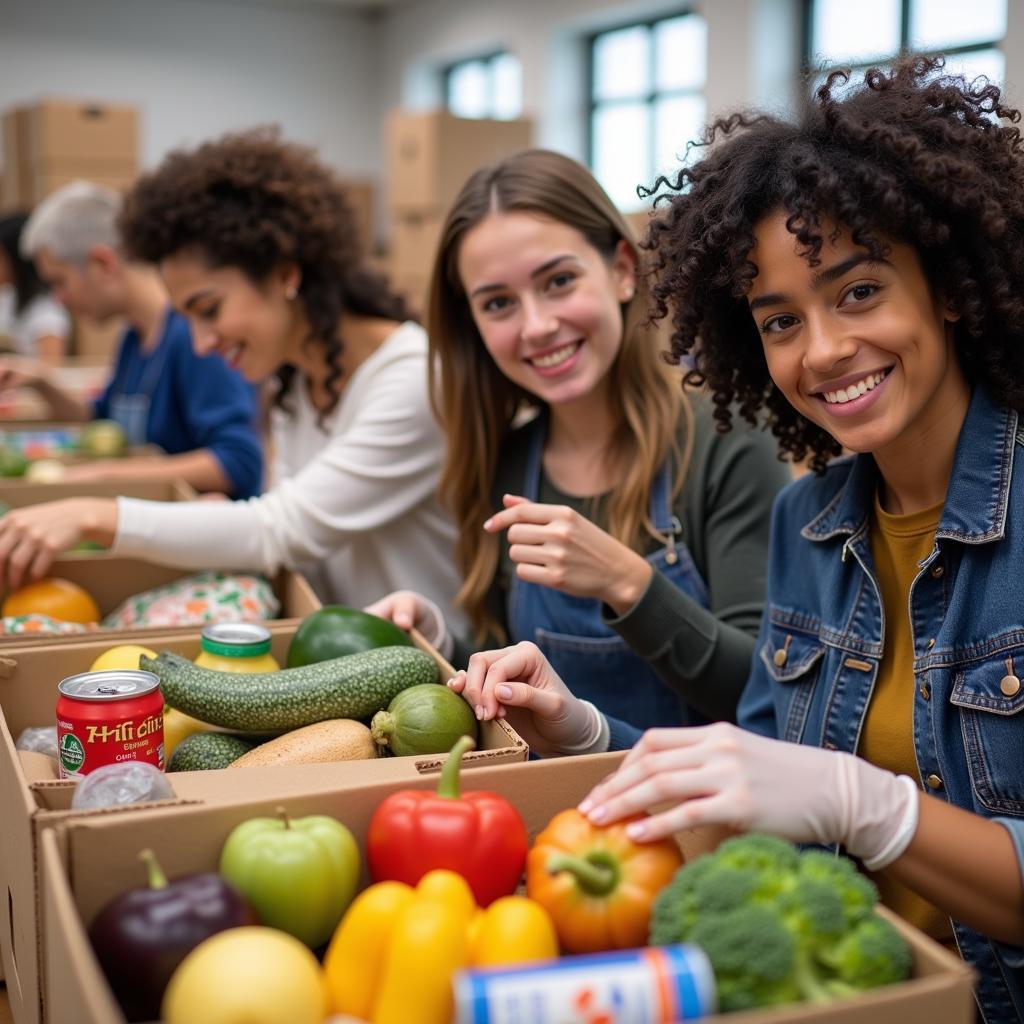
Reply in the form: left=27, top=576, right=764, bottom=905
left=37, top=752, right=977, bottom=1024
left=0, top=557, right=320, bottom=647
left=0, top=625, right=526, bottom=1024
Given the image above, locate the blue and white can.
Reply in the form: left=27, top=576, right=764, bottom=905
left=454, top=943, right=716, bottom=1023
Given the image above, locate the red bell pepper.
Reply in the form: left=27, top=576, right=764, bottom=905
left=366, top=735, right=528, bottom=906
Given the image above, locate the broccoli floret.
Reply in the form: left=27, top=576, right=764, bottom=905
left=690, top=905, right=802, bottom=1012
left=798, top=850, right=879, bottom=928
left=817, top=913, right=914, bottom=993
left=648, top=835, right=913, bottom=1012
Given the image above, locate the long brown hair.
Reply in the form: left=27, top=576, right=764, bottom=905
left=428, top=148, right=692, bottom=641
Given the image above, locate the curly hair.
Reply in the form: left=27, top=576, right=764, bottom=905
left=118, top=128, right=410, bottom=420
left=645, top=54, right=1024, bottom=473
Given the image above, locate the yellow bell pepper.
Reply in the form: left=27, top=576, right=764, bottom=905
left=470, top=895, right=559, bottom=967
left=324, top=870, right=476, bottom=1024
left=323, top=880, right=416, bottom=1019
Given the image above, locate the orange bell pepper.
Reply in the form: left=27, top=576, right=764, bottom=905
left=526, top=808, right=683, bottom=954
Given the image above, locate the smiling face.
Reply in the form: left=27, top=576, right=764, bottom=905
left=456, top=211, right=636, bottom=409
left=160, top=250, right=302, bottom=381
left=747, top=209, right=970, bottom=461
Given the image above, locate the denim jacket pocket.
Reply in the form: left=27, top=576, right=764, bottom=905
left=760, top=627, right=825, bottom=743
left=950, top=653, right=1024, bottom=815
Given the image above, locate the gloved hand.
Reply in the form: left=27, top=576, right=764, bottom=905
left=578, top=724, right=919, bottom=870
left=448, top=641, right=609, bottom=757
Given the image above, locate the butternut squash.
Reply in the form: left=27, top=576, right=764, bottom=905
left=229, top=719, right=376, bottom=768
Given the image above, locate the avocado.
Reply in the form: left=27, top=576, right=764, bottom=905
left=286, top=605, right=414, bottom=668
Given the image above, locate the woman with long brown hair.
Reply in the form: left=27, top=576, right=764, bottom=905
left=370, top=148, right=788, bottom=747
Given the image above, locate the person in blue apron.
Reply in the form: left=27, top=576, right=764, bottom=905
left=367, top=149, right=789, bottom=743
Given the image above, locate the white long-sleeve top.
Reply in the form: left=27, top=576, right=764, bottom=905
left=114, top=322, right=464, bottom=626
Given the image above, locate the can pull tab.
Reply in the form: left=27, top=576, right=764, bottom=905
left=664, top=515, right=683, bottom=566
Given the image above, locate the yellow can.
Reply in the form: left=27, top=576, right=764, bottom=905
left=193, top=623, right=280, bottom=674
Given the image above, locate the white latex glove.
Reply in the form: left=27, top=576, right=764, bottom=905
left=448, top=641, right=610, bottom=757
left=578, top=724, right=919, bottom=870
left=363, top=589, right=451, bottom=660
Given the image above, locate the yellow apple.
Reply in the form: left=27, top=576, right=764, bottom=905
left=162, top=926, right=327, bottom=1024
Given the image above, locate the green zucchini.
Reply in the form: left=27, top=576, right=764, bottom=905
left=167, top=732, right=256, bottom=771
left=141, top=646, right=439, bottom=732
left=370, top=682, right=478, bottom=756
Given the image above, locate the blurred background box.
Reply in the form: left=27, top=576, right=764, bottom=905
left=386, top=110, right=531, bottom=216
left=1, top=99, right=139, bottom=210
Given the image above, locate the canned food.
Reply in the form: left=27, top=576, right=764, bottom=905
left=56, top=670, right=165, bottom=779
left=454, top=944, right=716, bottom=1023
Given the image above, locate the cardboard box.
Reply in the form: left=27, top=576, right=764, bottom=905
left=0, top=558, right=321, bottom=647
left=391, top=209, right=444, bottom=275
left=18, top=100, right=138, bottom=167
left=2, top=101, right=138, bottom=211
left=0, top=624, right=525, bottom=1024
left=388, top=265, right=432, bottom=317
left=0, top=476, right=194, bottom=508
left=386, top=110, right=532, bottom=216
left=340, top=177, right=376, bottom=255
left=25, top=164, right=137, bottom=208
left=39, top=753, right=977, bottom=1024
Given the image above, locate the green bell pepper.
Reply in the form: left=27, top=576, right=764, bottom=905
left=219, top=806, right=359, bottom=948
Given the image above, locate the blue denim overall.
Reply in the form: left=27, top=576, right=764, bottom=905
left=508, top=417, right=711, bottom=731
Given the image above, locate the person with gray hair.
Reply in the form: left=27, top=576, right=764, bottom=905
left=1, top=180, right=263, bottom=497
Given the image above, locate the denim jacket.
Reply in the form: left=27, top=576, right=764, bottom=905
left=738, top=385, right=1024, bottom=1022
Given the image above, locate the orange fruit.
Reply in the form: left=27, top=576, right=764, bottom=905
left=2, top=577, right=101, bottom=624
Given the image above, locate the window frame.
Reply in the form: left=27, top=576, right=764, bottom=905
left=443, top=50, right=519, bottom=120
left=585, top=9, right=704, bottom=208
left=801, top=0, right=1006, bottom=81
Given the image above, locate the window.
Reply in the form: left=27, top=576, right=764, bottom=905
left=806, top=0, right=1007, bottom=88
left=589, top=12, right=707, bottom=212
left=445, top=52, right=522, bottom=120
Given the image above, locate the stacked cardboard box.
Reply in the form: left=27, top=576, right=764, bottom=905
left=384, top=111, right=533, bottom=313
left=0, top=99, right=139, bottom=213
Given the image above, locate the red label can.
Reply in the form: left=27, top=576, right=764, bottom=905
left=56, top=670, right=165, bottom=779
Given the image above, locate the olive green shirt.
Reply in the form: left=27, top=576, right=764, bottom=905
left=453, top=396, right=790, bottom=723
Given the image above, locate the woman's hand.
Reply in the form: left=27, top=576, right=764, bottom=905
left=0, top=498, right=118, bottom=590
left=578, top=723, right=919, bottom=869
left=484, top=495, right=653, bottom=616
left=363, top=589, right=447, bottom=649
left=449, top=641, right=606, bottom=757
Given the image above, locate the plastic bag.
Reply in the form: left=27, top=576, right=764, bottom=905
left=102, top=571, right=280, bottom=630
left=15, top=725, right=59, bottom=759
left=70, top=761, right=175, bottom=810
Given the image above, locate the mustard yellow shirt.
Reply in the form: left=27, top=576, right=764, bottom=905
left=860, top=494, right=952, bottom=941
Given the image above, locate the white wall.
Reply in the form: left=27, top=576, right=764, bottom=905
left=379, top=0, right=804, bottom=164
left=0, top=0, right=383, bottom=178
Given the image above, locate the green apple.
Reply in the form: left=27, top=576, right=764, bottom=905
left=79, top=418, right=128, bottom=458
left=219, top=807, right=359, bottom=948
left=162, top=926, right=327, bottom=1024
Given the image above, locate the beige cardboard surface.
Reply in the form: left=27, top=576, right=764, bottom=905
left=0, top=560, right=320, bottom=647
left=20, top=100, right=138, bottom=166
left=0, top=622, right=523, bottom=1024
left=0, top=478, right=195, bottom=508
left=390, top=210, right=444, bottom=275
left=386, top=110, right=532, bottom=215
left=40, top=752, right=976, bottom=1024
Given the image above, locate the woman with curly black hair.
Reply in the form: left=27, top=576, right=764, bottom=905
left=0, top=131, right=462, bottom=621
left=459, top=57, right=1024, bottom=1015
